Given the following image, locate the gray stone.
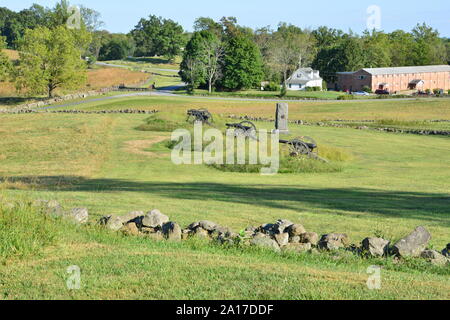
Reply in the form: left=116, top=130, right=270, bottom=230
left=287, top=224, right=307, bottom=237
left=361, top=237, right=390, bottom=257
left=105, top=215, right=125, bottom=231
left=274, top=233, right=289, bottom=247
left=250, top=234, right=280, bottom=252
left=193, top=227, right=210, bottom=239
left=289, top=236, right=301, bottom=244
left=66, top=208, right=89, bottom=224
left=122, top=222, right=140, bottom=236
left=420, top=250, right=448, bottom=266
left=147, top=231, right=164, bottom=241
left=318, top=233, right=349, bottom=250
left=275, top=103, right=289, bottom=134
left=35, top=199, right=63, bottom=216
left=142, top=209, right=169, bottom=228
left=392, top=226, right=431, bottom=257
left=299, top=232, right=319, bottom=246
left=283, top=243, right=312, bottom=253
left=198, top=220, right=217, bottom=232
left=119, top=211, right=145, bottom=225
left=162, top=222, right=182, bottom=241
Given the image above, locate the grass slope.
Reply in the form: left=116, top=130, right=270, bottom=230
left=0, top=96, right=449, bottom=299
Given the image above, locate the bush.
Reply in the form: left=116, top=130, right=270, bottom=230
left=305, top=86, right=321, bottom=92
left=279, top=85, right=287, bottom=97
left=264, top=82, right=279, bottom=92
left=362, top=86, right=372, bottom=93
left=425, top=89, right=431, bottom=94
left=322, top=80, right=328, bottom=91
left=448, top=89, right=450, bottom=95
left=337, top=95, right=355, bottom=100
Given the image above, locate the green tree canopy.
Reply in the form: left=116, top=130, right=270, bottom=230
left=0, top=36, right=11, bottom=81
left=220, top=34, right=264, bottom=91
left=15, top=25, right=88, bottom=97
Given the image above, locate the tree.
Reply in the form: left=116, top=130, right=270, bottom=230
left=193, top=17, right=222, bottom=37
left=411, top=23, right=447, bottom=65
left=271, top=23, right=316, bottom=87
left=130, top=15, right=185, bottom=60
left=99, top=34, right=134, bottom=61
left=15, top=26, right=88, bottom=97
left=200, top=32, right=223, bottom=93
left=0, top=36, right=11, bottom=81
left=361, top=30, right=391, bottom=68
left=220, top=34, right=264, bottom=91
left=388, top=30, right=417, bottom=66
left=179, top=31, right=208, bottom=91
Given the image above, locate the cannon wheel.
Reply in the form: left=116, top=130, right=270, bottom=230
left=236, top=121, right=257, bottom=139
left=300, top=136, right=318, bottom=156
left=288, top=140, right=311, bottom=157
left=198, top=109, right=214, bottom=124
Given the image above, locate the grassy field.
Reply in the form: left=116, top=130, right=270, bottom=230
left=0, top=96, right=449, bottom=300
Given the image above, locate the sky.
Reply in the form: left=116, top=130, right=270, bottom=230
left=2, top=0, right=449, bottom=36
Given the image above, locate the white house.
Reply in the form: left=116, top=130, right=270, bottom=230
left=286, top=67, right=323, bottom=91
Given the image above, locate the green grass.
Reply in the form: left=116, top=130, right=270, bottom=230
left=0, top=96, right=449, bottom=299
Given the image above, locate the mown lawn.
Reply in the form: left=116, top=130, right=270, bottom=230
left=0, top=96, right=449, bottom=299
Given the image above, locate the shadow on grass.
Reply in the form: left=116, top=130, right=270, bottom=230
left=0, top=97, right=44, bottom=106
left=1, top=176, right=449, bottom=224
left=125, top=57, right=174, bottom=65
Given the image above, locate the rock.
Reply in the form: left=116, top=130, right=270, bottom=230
left=274, top=219, right=294, bottom=234
left=441, top=244, right=450, bottom=257
left=193, top=227, right=210, bottom=239
left=392, top=226, right=431, bottom=257
left=250, top=234, right=280, bottom=252
left=289, top=236, right=301, bottom=244
left=66, top=208, right=89, bottom=224
left=198, top=220, right=217, bottom=232
left=299, top=232, right=319, bottom=246
left=105, top=215, right=126, bottom=231
left=287, top=224, right=307, bottom=237
left=119, top=211, right=145, bottom=225
left=318, top=233, right=349, bottom=250
left=260, top=223, right=277, bottom=235
left=274, top=233, right=289, bottom=247
left=142, top=209, right=169, bottom=228
left=122, top=222, right=140, bottom=236
left=35, top=199, right=63, bottom=216
left=162, top=222, right=182, bottom=241
left=420, top=250, right=448, bottom=266
left=361, top=237, right=390, bottom=257
left=141, top=227, right=157, bottom=234
left=283, top=243, right=312, bottom=253
left=188, top=222, right=200, bottom=230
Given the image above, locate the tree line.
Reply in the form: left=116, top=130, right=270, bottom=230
left=1, top=1, right=449, bottom=97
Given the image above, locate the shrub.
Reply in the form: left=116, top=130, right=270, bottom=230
left=322, top=80, right=328, bottom=91
left=425, top=89, right=431, bottom=94
left=305, top=86, right=321, bottom=92
left=362, top=86, right=372, bottom=93
left=279, top=85, right=287, bottom=97
left=433, top=89, right=440, bottom=95
left=264, top=82, right=279, bottom=92
left=448, top=89, right=450, bottom=95
left=337, top=95, right=355, bottom=100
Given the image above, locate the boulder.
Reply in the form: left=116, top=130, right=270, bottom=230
left=283, top=243, right=312, bottom=253
left=122, top=222, right=140, bottom=236
left=119, top=211, right=145, bottom=225
left=274, top=233, right=289, bottom=247
left=361, top=237, right=390, bottom=257
left=105, top=216, right=126, bottom=231
left=420, top=250, right=448, bottom=266
left=289, top=236, right=301, bottom=244
left=392, top=226, right=431, bottom=257
left=66, top=208, right=89, bottom=224
left=318, top=233, right=349, bottom=250
left=198, top=220, right=217, bottom=232
left=147, top=231, right=164, bottom=241
left=274, top=219, right=294, bottom=234
left=162, top=222, right=182, bottom=241
left=35, top=199, right=63, bottom=216
left=287, top=224, right=307, bottom=237
left=193, top=227, right=210, bottom=239
left=142, top=209, right=169, bottom=228
left=250, top=234, right=280, bottom=252
left=441, top=244, right=450, bottom=257
left=299, top=232, right=319, bottom=246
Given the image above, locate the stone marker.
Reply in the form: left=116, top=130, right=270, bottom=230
left=392, top=226, right=431, bottom=257
left=275, top=103, right=289, bottom=134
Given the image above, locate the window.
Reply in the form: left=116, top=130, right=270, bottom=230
left=357, top=75, right=366, bottom=80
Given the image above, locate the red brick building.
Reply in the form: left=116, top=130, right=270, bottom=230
left=335, top=65, right=450, bottom=93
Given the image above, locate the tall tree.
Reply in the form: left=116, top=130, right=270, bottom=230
left=220, top=34, right=264, bottom=91
left=200, top=32, right=223, bottom=93
left=15, top=26, right=88, bottom=97
left=411, top=23, right=447, bottom=65
left=361, top=30, right=391, bottom=68
left=0, top=36, right=11, bottom=81
left=130, top=15, right=184, bottom=60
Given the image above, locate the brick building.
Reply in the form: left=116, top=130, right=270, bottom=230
left=334, top=65, right=450, bottom=93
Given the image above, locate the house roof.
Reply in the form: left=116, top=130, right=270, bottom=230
left=287, top=68, right=322, bottom=84
left=352, top=65, right=450, bottom=76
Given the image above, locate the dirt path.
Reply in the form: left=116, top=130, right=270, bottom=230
left=123, top=136, right=168, bottom=158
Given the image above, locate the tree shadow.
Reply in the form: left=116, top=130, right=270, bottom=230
left=125, top=57, right=174, bottom=65
left=1, top=175, right=449, bottom=225
left=0, top=97, right=45, bottom=106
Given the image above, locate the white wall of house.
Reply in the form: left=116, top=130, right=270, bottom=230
left=287, top=79, right=323, bottom=91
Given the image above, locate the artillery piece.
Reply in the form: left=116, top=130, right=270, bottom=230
left=225, top=121, right=258, bottom=140
left=279, top=136, right=328, bottom=162
left=186, top=109, right=214, bottom=125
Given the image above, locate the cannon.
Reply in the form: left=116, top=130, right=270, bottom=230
left=279, top=136, right=328, bottom=162
left=186, top=109, right=214, bottom=125
left=225, top=121, right=258, bottom=139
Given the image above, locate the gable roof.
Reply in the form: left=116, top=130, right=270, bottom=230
left=287, top=68, right=322, bottom=84
left=360, top=65, right=450, bottom=76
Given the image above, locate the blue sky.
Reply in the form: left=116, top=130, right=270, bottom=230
left=2, top=0, right=449, bottom=36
